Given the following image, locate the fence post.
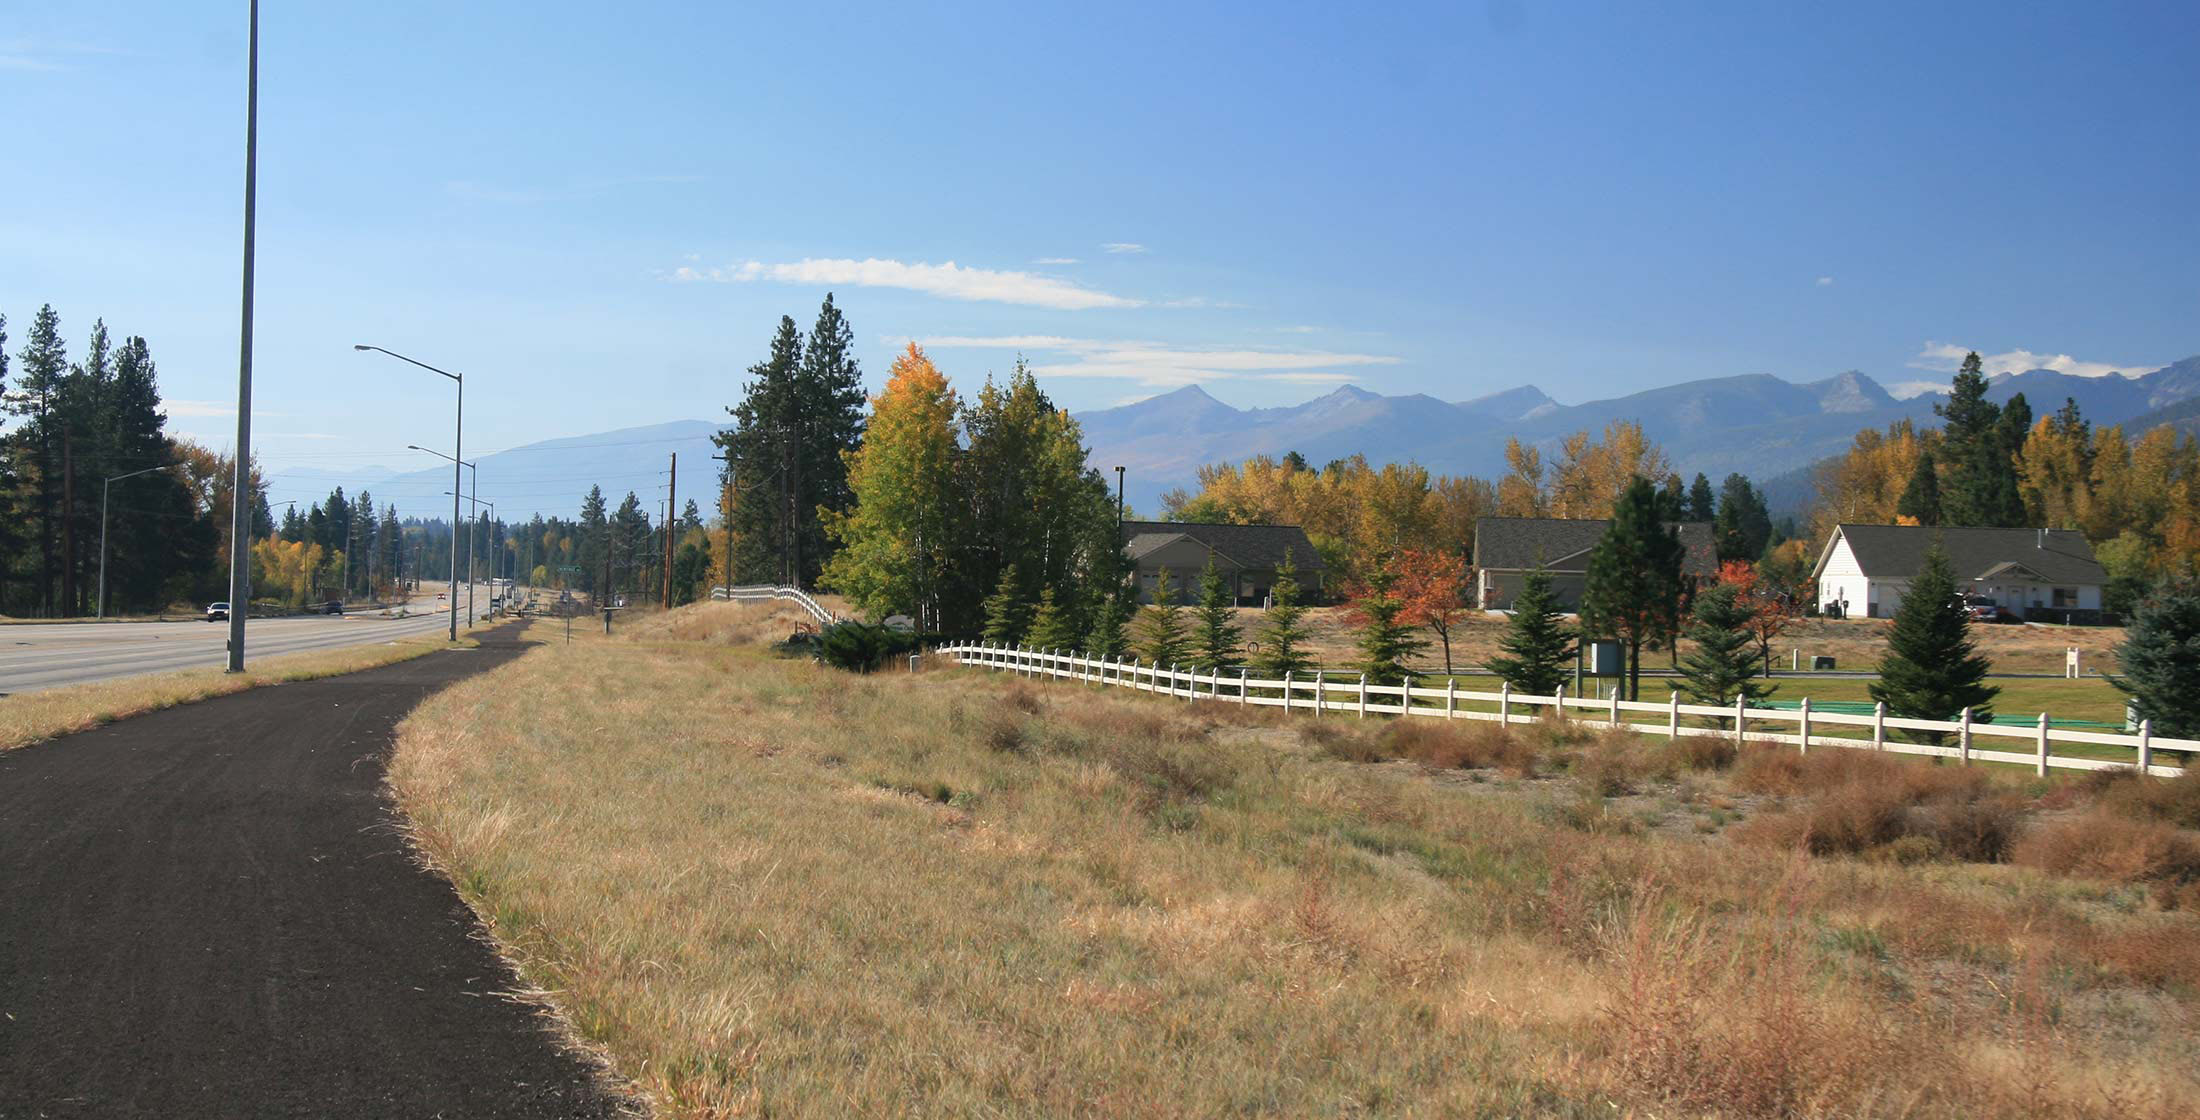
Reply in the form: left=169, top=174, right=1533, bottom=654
left=1358, top=674, right=1368, bottom=719
left=1959, top=707, right=1973, bottom=765
left=2036, top=712, right=2050, bottom=777
left=1667, top=691, right=1680, bottom=738
left=1284, top=670, right=1294, bottom=713
left=1734, top=695, right=1747, bottom=746
left=1798, top=696, right=1811, bottom=754
left=1554, top=683, right=1565, bottom=723
left=1873, top=701, right=1886, bottom=750
left=1608, top=688, right=1620, bottom=727
left=1499, top=681, right=1511, bottom=726
left=2138, top=719, right=2153, bottom=775
left=1314, top=673, right=1323, bottom=718
left=1446, top=677, right=1456, bottom=719
left=1240, top=667, right=1249, bottom=704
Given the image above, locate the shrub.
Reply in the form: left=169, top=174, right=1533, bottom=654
left=2014, top=814, right=2200, bottom=888
left=1654, top=735, right=1738, bottom=773
left=2090, top=767, right=2200, bottom=830
left=815, top=620, right=915, bottom=672
left=1381, top=720, right=1540, bottom=777
left=1914, top=796, right=2025, bottom=863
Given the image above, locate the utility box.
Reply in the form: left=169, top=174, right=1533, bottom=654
left=1812, top=656, right=1837, bottom=671
left=1586, top=639, right=1624, bottom=677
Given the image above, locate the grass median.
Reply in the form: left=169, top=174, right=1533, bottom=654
left=391, top=604, right=2200, bottom=1118
left=0, top=631, right=473, bottom=754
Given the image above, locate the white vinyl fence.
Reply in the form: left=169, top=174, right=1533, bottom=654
left=942, top=642, right=2191, bottom=779
left=711, top=584, right=837, bottom=625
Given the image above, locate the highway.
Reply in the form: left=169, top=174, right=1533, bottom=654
left=0, top=596, right=482, bottom=696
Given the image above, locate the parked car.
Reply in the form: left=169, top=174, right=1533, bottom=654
left=321, top=600, right=344, bottom=615
left=1963, top=595, right=2002, bottom=622
left=205, top=602, right=229, bottom=622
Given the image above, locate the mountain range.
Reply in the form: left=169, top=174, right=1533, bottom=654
left=1079, top=356, right=2200, bottom=516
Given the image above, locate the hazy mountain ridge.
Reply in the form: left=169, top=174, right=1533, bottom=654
left=1077, top=358, right=2200, bottom=515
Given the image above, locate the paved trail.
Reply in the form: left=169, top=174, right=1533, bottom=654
left=0, top=624, right=628, bottom=1118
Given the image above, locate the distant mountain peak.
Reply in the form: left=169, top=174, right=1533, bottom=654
left=1809, top=370, right=1895, bottom=414
left=1456, top=384, right=1557, bottom=421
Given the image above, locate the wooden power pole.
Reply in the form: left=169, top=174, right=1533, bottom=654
left=663, top=451, right=676, bottom=606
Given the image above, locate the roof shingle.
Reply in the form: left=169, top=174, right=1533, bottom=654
left=1823, top=524, right=2106, bottom=584
left=1120, top=521, right=1323, bottom=571
left=1472, top=516, right=1719, bottom=577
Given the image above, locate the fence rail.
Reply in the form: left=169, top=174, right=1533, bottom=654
left=941, top=642, right=2190, bottom=779
left=710, top=585, right=836, bottom=625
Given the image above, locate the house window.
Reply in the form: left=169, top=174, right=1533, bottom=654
left=2052, top=587, right=2078, bottom=608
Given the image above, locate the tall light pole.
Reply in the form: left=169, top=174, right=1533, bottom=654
left=451, top=492, right=494, bottom=606
left=403, top=442, right=473, bottom=641
left=360, top=344, right=465, bottom=642
left=225, top=0, right=260, bottom=672
left=98, top=463, right=173, bottom=620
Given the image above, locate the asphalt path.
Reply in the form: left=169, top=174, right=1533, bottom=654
left=0, top=622, right=629, bottom=1118
left=0, top=606, right=476, bottom=696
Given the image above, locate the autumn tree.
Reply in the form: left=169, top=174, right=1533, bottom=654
left=1393, top=548, right=1470, bottom=673
left=821, top=344, right=962, bottom=630
left=1496, top=438, right=1546, bottom=517
left=1714, top=559, right=1797, bottom=677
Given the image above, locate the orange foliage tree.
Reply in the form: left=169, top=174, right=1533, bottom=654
left=1393, top=548, right=1473, bottom=673
left=1715, top=559, right=1798, bottom=677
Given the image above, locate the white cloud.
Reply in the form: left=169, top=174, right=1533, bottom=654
left=1100, top=242, right=1148, bottom=255
left=905, top=334, right=1398, bottom=388
left=1909, top=341, right=2161, bottom=380
left=1032, top=257, right=1080, bottom=265
left=1815, top=276, right=1834, bottom=287
left=676, top=257, right=1143, bottom=310
left=1887, top=380, right=1950, bottom=400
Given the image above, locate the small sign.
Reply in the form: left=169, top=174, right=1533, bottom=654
left=1586, top=639, right=1623, bottom=677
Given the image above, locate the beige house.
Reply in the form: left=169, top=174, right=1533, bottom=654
left=1471, top=516, right=1720, bottom=611
left=1121, top=520, right=1323, bottom=605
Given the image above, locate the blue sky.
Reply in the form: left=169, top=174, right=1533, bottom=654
left=5, top=1, right=2196, bottom=512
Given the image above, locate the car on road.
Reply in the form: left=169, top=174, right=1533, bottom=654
left=321, top=600, right=344, bottom=615
left=205, top=602, right=229, bottom=622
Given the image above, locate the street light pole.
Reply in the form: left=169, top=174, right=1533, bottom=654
left=401, top=440, right=474, bottom=642
left=99, top=463, right=173, bottom=620
left=361, top=346, right=466, bottom=641
left=225, top=0, right=260, bottom=672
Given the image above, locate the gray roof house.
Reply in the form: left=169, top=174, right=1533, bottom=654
left=1121, top=520, right=1323, bottom=605
left=1812, top=524, right=2108, bottom=621
left=1471, top=516, right=1720, bottom=611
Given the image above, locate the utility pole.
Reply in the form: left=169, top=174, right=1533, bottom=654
left=225, top=0, right=259, bottom=671
left=663, top=451, right=677, bottom=606
left=711, top=451, right=732, bottom=591
left=1116, top=465, right=1126, bottom=524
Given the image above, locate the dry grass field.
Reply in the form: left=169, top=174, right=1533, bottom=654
left=388, top=601, right=2200, bottom=1118
left=0, top=631, right=467, bottom=754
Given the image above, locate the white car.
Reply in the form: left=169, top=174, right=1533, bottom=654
left=205, top=602, right=230, bottom=622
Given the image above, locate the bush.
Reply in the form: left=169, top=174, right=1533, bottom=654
left=1733, top=745, right=2020, bottom=863
left=815, top=621, right=916, bottom=673
left=1381, top=720, right=1540, bottom=777
left=1654, top=735, right=1738, bottom=773
left=2014, top=814, right=2200, bottom=888
left=2090, top=767, right=2200, bottom=829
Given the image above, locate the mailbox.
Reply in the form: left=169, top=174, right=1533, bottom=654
left=1812, top=656, right=1837, bottom=671
left=1586, top=639, right=1624, bottom=677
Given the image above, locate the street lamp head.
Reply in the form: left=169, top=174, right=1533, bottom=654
left=352, top=344, right=371, bottom=351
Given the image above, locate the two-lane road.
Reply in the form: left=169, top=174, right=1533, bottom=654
left=0, top=605, right=476, bottom=695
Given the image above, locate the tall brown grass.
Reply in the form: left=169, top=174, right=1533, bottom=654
left=385, top=606, right=2200, bottom=1118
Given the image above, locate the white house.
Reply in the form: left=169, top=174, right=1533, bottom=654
left=1812, top=524, right=2106, bottom=621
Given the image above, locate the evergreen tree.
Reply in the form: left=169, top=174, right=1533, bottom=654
left=1191, top=554, right=1242, bottom=669
left=1979, top=392, right=2032, bottom=526
left=1869, top=546, right=1998, bottom=739
left=1582, top=476, right=1686, bottom=700
left=980, top=563, right=1031, bottom=645
left=1086, top=586, right=1132, bottom=659
left=1935, top=352, right=2020, bottom=527
left=1677, top=583, right=1777, bottom=708
left=1657, top=472, right=1688, bottom=521
left=1252, top=549, right=1314, bottom=678
left=2110, top=576, right=2200, bottom=738
left=577, top=485, right=608, bottom=593
left=795, top=293, right=869, bottom=572
left=11, top=305, right=67, bottom=613
left=1131, top=565, right=1190, bottom=666
left=1686, top=472, right=1717, bottom=523
left=0, top=311, right=12, bottom=612
left=1486, top=568, right=1576, bottom=695
left=1027, top=586, right=1080, bottom=651
left=1349, top=557, right=1426, bottom=686
left=1895, top=447, right=1942, bottom=525
left=1713, top=473, right=1771, bottom=561
left=719, top=315, right=804, bottom=584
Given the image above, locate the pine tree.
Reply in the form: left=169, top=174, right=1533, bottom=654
left=1895, top=447, right=1941, bottom=525
left=1252, top=549, right=1314, bottom=677
left=0, top=311, right=13, bottom=612
left=1132, top=565, right=1190, bottom=666
left=1486, top=568, right=1575, bottom=695
left=1086, top=586, right=1132, bottom=659
left=1677, top=583, right=1777, bottom=708
left=12, top=305, right=67, bottom=614
left=1349, top=557, right=1426, bottom=686
left=1657, top=473, right=1688, bottom=521
left=1027, top=586, right=1080, bottom=651
left=981, top=563, right=1031, bottom=645
left=1582, top=477, right=1686, bottom=700
left=1713, top=473, right=1771, bottom=561
left=1686, top=472, right=1717, bottom=523
left=2110, top=576, right=2200, bottom=738
left=1869, top=546, right=1998, bottom=739
left=795, top=293, right=869, bottom=574
left=577, top=485, right=608, bottom=593
left=720, top=315, right=804, bottom=584
left=1191, top=554, right=1242, bottom=669
left=1935, top=352, right=2017, bottom=527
